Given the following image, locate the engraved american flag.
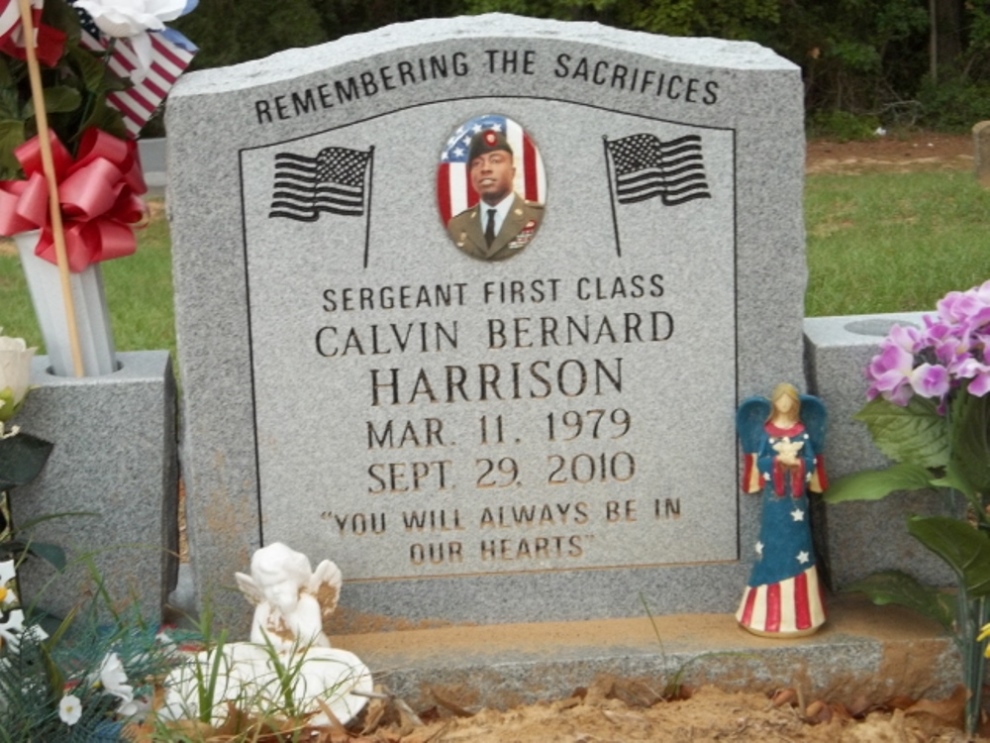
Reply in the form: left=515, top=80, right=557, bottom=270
left=269, top=146, right=373, bottom=222
left=606, top=133, right=711, bottom=206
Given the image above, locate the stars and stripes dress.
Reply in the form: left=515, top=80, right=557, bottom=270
left=736, top=421, right=828, bottom=637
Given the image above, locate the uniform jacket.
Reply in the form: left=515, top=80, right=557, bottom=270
left=447, top=193, right=543, bottom=261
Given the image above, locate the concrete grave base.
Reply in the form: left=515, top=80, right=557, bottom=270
left=13, top=351, right=179, bottom=621
left=336, top=595, right=958, bottom=711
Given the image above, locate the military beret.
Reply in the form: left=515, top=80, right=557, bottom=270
left=468, top=129, right=513, bottom=162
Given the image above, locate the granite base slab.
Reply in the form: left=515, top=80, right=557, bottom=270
left=333, top=595, right=958, bottom=712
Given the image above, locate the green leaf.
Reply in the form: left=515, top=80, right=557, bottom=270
left=0, top=118, right=24, bottom=177
left=24, top=541, right=66, bottom=571
left=0, top=55, right=14, bottom=88
left=931, top=457, right=978, bottom=498
left=855, top=396, right=949, bottom=468
left=824, top=462, right=934, bottom=503
left=41, top=86, right=82, bottom=115
left=0, top=86, right=24, bottom=120
left=40, top=0, right=81, bottom=47
left=0, top=434, right=54, bottom=490
left=67, top=44, right=108, bottom=93
left=844, top=570, right=955, bottom=630
left=908, top=515, right=990, bottom=596
left=14, top=510, right=95, bottom=533
left=0, top=539, right=65, bottom=571
left=949, top=392, right=990, bottom=495
left=78, top=93, right=127, bottom=141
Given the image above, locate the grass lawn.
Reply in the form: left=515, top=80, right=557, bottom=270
left=2, top=170, right=989, bottom=361
left=0, top=200, right=175, bottom=360
left=804, top=170, right=990, bottom=316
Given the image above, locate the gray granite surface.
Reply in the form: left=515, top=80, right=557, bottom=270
left=337, top=596, right=957, bottom=711
left=13, top=351, right=179, bottom=621
left=167, top=15, right=805, bottom=630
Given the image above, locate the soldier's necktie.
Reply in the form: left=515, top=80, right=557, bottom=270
left=485, top=209, right=496, bottom=247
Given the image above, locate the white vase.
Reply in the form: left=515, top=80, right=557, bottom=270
left=14, top=231, right=117, bottom=377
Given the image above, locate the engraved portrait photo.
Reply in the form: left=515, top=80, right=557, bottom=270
left=437, top=115, right=547, bottom=261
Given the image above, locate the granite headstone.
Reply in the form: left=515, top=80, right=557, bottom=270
left=167, top=15, right=805, bottom=630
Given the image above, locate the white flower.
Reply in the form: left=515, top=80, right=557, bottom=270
left=0, top=330, right=35, bottom=424
left=0, top=560, right=17, bottom=610
left=97, top=652, right=136, bottom=710
left=0, top=608, right=24, bottom=650
left=59, top=694, right=83, bottom=725
left=72, top=0, right=196, bottom=80
left=116, top=695, right=150, bottom=720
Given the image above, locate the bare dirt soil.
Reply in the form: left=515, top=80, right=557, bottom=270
left=806, top=131, right=973, bottom=175
left=352, top=680, right=977, bottom=742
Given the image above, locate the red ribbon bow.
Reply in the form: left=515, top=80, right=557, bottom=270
left=0, top=129, right=147, bottom=272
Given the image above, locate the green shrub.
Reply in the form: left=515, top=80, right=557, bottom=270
left=917, top=75, right=990, bottom=131
left=807, top=110, right=882, bottom=141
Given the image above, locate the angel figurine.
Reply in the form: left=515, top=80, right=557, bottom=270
left=735, top=383, right=828, bottom=637
left=235, top=542, right=342, bottom=653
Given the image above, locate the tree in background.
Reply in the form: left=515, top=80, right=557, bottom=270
left=173, top=0, right=328, bottom=70
left=765, top=0, right=929, bottom=118
left=310, top=0, right=463, bottom=40
left=167, top=0, right=990, bottom=132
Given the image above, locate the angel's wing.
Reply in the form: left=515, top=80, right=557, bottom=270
left=799, top=394, right=827, bottom=452
left=235, top=571, right=264, bottom=606
left=736, top=396, right=771, bottom=454
left=311, top=559, right=343, bottom=621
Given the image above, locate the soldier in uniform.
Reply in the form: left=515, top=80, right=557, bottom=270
left=447, top=129, right=544, bottom=261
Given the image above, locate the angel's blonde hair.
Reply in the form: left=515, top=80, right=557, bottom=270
left=768, top=383, right=800, bottom=426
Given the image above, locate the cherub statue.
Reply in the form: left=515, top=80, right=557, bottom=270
left=235, top=542, right=342, bottom=653
left=165, top=544, right=367, bottom=728
left=736, top=383, right=828, bottom=637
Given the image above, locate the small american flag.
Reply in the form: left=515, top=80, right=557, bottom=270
left=269, top=146, right=373, bottom=222
left=72, top=2, right=196, bottom=137
left=0, top=0, right=40, bottom=49
left=606, top=133, right=711, bottom=206
left=436, top=114, right=545, bottom=225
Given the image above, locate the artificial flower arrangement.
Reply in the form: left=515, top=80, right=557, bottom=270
left=0, top=0, right=196, bottom=177
left=0, top=329, right=53, bottom=651
left=0, top=327, right=189, bottom=740
left=826, top=279, right=990, bottom=736
left=2, top=595, right=184, bottom=740
left=0, top=328, right=56, bottom=571
left=0, top=0, right=195, bottom=376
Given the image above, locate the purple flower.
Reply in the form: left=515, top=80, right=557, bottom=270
left=867, top=281, right=990, bottom=408
left=930, top=334, right=970, bottom=371
left=936, top=282, right=990, bottom=329
left=909, top=363, right=950, bottom=399
left=885, top=323, right=924, bottom=354
left=956, top=358, right=990, bottom=397
left=866, top=344, right=915, bottom=404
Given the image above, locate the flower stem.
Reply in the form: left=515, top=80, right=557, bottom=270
left=959, top=587, right=988, bottom=735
